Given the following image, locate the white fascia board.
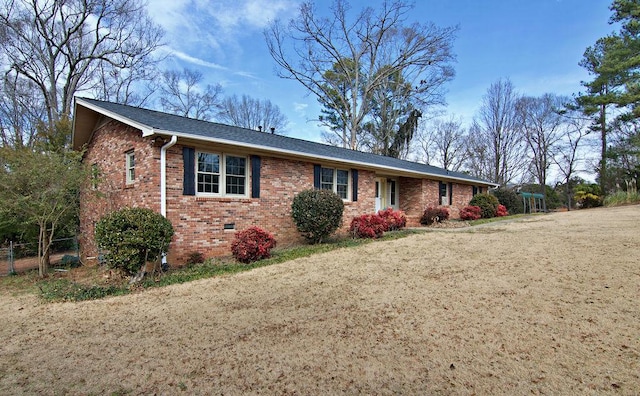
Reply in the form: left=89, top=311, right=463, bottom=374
left=76, top=98, right=156, bottom=136
left=151, top=129, right=497, bottom=187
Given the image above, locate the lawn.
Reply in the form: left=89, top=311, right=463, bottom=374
left=0, top=205, right=638, bottom=394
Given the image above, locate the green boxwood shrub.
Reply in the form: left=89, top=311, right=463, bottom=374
left=291, top=189, right=344, bottom=243
left=491, top=188, right=523, bottom=214
left=95, top=207, right=174, bottom=275
left=469, top=193, right=500, bottom=218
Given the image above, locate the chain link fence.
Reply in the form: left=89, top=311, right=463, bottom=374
left=0, top=237, right=79, bottom=276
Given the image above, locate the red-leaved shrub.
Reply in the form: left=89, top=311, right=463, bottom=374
left=377, top=207, right=407, bottom=231
left=350, top=214, right=386, bottom=239
left=496, top=204, right=509, bottom=217
left=420, top=206, right=450, bottom=225
left=459, top=205, right=482, bottom=221
left=231, top=226, right=277, bottom=263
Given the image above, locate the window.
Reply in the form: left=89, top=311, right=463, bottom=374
left=125, top=151, right=135, bottom=184
left=388, top=180, right=397, bottom=206
left=336, top=169, right=349, bottom=199
left=225, top=155, right=246, bottom=195
left=472, top=186, right=478, bottom=196
left=196, top=152, right=247, bottom=196
left=197, top=152, right=220, bottom=193
left=320, top=167, right=349, bottom=200
left=439, top=181, right=449, bottom=206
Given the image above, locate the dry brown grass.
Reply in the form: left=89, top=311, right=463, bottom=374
left=0, top=205, right=638, bottom=395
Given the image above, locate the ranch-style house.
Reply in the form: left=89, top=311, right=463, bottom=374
left=72, top=97, right=497, bottom=264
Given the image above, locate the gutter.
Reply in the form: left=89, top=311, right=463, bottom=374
left=160, top=135, right=178, bottom=217
left=160, top=135, right=177, bottom=266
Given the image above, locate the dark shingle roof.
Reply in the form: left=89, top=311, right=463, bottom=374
left=75, top=97, right=495, bottom=186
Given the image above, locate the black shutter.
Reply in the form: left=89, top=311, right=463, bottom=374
left=313, top=164, right=321, bottom=189
left=351, top=169, right=358, bottom=202
left=251, top=155, right=261, bottom=198
left=183, top=147, right=195, bottom=196
left=448, top=182, right=453, bottom=206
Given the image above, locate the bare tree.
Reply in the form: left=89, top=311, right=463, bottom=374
left=467, top=78, right=526, bottom=185
left=94, top=56, right=161, bottom=108
left=415, top=115, right=467, bottom=171
left=159, top=69, right=223, bottom=121
left=553, top=103, right=592, bottom=209
left=0, top=73, right=46, bottom=148
left=218, top=94, right=288, bottom=133
left=265, top=0, right=456, bottom=150
left=517, top=94, right=567, bottom=201
left=0, top=0, right=164, bottom=130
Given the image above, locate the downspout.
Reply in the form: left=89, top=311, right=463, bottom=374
left=160, top=135, right=178, bottom=216
left=160, top=135, right=178, bottom=265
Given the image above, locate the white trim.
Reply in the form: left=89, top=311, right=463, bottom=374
left=75, top=98, right=497, bottom=188
left=320, top=166, right=350, bottom=201
left=76, top=97, right=156, bottom=136
left=125, top=151, right=135, bottom=184
left=161, top=136, right=178, bottom=217
left=154, top=130, right=493, bottom=186
left=195, top=151, right=249, bottom=198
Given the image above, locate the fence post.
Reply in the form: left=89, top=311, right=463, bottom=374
left=8, top=240, right=15, bottom=275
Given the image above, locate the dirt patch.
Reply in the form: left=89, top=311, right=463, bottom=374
left=0, top=206, right=639, bottom=394
left=0, top=252, right=73, bottom=275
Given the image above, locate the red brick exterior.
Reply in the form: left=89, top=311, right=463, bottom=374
left=79, top=119, right=481, bottom=265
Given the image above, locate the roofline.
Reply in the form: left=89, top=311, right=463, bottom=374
left=74, top=98, right=498, bottom=187
left=76, top=97, right=156, bottom=136
left=151, top=129, right=497, bottom=187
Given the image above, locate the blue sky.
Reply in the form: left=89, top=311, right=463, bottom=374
left=147, top=0, right=615, bottom=142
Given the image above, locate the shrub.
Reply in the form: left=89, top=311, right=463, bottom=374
left=350, top=214, right=386, bottom=239
left=420, top=206, right=450, bottom=225
left=60, top=254, right=81, bottom=268
left=459, top=205, right=482, bottom=221
left=469, top=193, right=500, bottom=218
left=291, top=189, right=344, bottom=243
left=377, top=208, right=407, bottom=231
left=574, top=191, right=602, bottom=208
left=491, top=188, right=523, bottom=214
left=231, top=227, right=277, bottom=263
left=496, top=204, right=509, bottom=217
left=604, top=189, right=640, bottom=206
left=95, top=207, right=174, bottom=275
left=186, top=251, right=205, bottom=265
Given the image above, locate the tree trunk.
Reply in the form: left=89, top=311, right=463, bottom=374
left=599, top=104, right=607, bottom=194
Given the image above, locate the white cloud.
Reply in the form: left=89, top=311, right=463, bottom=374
left=293, top=102, right=308, bottom=114
left=191, top=0, right=298, bottom=32
left=169, top=49, right=229, bottom=71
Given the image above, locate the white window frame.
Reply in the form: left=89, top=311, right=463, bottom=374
left=125, top=151, right=135, bottom=185
left=320, top=167, right=350, bottom=200
left=196, top=151, right=249, bottom=197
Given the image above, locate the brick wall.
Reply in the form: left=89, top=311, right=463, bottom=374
left=79, top=121, right=161, bottom=263
left=79, top=120, right=379, bottom=265
left=399, top=178, right=476, bottom=224
left=79, top=119, right=484, bottom=265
